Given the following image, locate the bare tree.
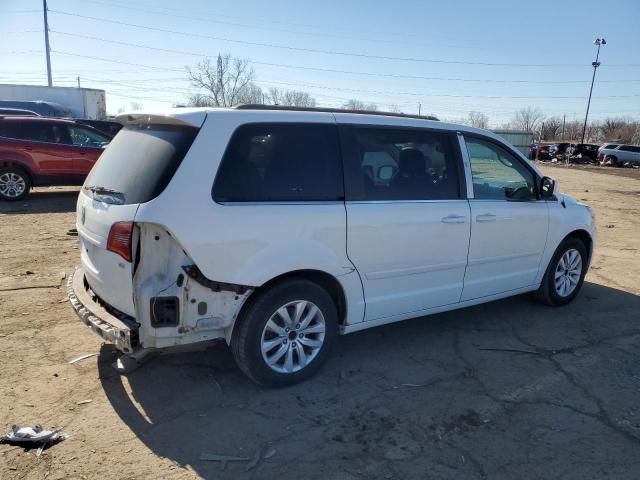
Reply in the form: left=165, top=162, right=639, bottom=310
left=117, top=101, right=144, bottom=114
left=187, top=93, right=215, bottom=107
left=342, top=99, right=378, bottom=111
left=539, top=117, right=562, bottom=140
left=468, top=111, right=489, bottom=129
left=511, top=107, right=545, bottom=132
left=268, top=87, right=316, bottom=107
left=187, top=54, right=257, bottom=107
left=387, top=104, right=402, bottom=113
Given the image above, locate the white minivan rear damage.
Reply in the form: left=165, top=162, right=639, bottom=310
left=70, top=110, right=252, bottom=354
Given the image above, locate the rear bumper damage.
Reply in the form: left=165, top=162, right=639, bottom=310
left=68, top=267, right=139, bottom=353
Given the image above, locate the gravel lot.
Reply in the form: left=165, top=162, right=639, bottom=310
left=1, top=164, right=639, bottom=480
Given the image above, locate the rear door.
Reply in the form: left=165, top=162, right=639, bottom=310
left=21, top=121, right=76, bottom=177
left=65, top=124, right=111, bottom=175
left=340, top=124, right=470, bottom=322
left=77, top=120, right=200, bottom=316
left=461, top=134, right=548, bottom=301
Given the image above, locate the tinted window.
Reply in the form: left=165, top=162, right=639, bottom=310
left=0, top=122, right=22, bottom=139
left=344, top=127, right=460, bottom=201
left=67, top=125, right=110, bottom=147
left=84, top=124, right=198, bottom=205
left=213, top=123, right=343, bottom=202
left=21, top=122, right=70, bottom=144
left=465, top=137, right=535, bottom=201
left=618, top=146, right=632, bottom=152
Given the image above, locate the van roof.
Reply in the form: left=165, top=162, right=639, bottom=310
left=116, top=105, right=441, bottom=128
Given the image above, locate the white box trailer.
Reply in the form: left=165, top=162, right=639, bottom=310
left=0, top=84, right=106, bottom=119
left=492, top=129, right=534, bottom=157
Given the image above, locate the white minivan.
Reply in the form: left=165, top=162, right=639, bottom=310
left=69, top=106, right=596, bottom=386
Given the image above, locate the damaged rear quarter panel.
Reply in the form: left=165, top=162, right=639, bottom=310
left=132, top=223, right=252, bottom=349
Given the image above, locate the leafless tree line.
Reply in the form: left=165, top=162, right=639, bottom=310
left=187, top=54, right=385, bottom=111
left=460, top=106, right=639, bottom=144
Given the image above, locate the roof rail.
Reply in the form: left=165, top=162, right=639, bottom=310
left=233, top=104, right=439, bottom=121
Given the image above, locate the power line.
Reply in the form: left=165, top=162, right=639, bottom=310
left=48, top=47, right=640, bottom=99
left=48, top=10, right=640, bottom=68
left=71, top=0, right=487, bottom=51
left=47, top=30, right=640, bottom=86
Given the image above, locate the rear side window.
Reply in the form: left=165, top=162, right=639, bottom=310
left=343, top=127, right=461, bottom=201
left=21, top=122, right=70, bottom=144
left=213, top=123, right=343, bottom=202
left=84, top=124, right=198, bottom=205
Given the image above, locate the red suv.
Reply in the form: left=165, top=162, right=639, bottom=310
left=0, top=116, right=112, bottom=200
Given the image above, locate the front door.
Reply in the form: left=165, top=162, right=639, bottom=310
left=341, top=125, right=470, bottom=322
left=66, top=125, right=110, bottom=175
left=461, top=135, right=549, bottom=301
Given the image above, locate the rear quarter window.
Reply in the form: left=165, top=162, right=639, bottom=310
left=213, top=123, right=343, bottom=202
left=83, top=124, right=198, bottom=205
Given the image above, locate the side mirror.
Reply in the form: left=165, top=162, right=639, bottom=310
left=540, top=176, right=557, bottom=198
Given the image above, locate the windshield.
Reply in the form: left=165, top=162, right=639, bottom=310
left=83, top=123, right=198, bottom=205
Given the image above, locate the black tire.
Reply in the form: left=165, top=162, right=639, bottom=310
left=231, top=278, right=338, bottom=387
left=534, top=237, right=588, bottom=306
left=606, top=155, right=619, bottom=167
left=0, top=166, right=31, bottom=201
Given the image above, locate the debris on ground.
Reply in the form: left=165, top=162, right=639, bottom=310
left=69, top=353, right=98, bottom=364
left=76, top=399, right=92, bottom=405
left=1, top=425, right=66, bottom=456
left=66, top=228, right=78, bottom=236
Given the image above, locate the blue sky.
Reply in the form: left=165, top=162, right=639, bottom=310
left=1, top=0, right=639, bottom=125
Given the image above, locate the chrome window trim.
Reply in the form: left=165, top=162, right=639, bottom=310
left=456, top=132, right=474, bottom=199
left=346, top=199, right=468, bottom=205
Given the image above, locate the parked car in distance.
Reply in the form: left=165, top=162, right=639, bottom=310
left=69, top=105, right=596, bottom=387
left=598, top=143, right=620, bottom=157
left=0, top=116, right=112, bottom=200
left=554, top=142, right=574, bottom=158
left=571, top=143, right=599, bottom=162
left=530, top=143, right=556, bottom=160
left=598, top=144, right=640, bottom=167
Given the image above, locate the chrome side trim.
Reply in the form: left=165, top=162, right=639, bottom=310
left=457, top=132, right=474, bottom=199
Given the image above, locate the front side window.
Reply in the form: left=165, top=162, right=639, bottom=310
left=345, top=127, right=460, bottom=201
left=213, top=123, right=343, bottom=202
left=465, top=137, right=535, bottom=201
left=67, top=126, right=110, bottom=148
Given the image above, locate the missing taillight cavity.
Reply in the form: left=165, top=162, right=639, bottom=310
left=107, top=221, right=134, bottom=262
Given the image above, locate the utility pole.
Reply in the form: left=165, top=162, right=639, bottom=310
left=581, top=38, right=606, bottom=144
left=77, top=76, right=81, bottom=88
left=43, top=0, right=52, bottom=86
left=418, top=103, right=421, bottom=116
left=561, top=113, right=566, bottom=141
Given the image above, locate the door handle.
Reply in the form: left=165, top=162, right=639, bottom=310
left=476, top=214, right=497, bottom=222
left=441, top=214, right=467, bottom=224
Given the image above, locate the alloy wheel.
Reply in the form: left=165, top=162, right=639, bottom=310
left=260, top=300, right=326, bottom=374
left=554, top=248, right=582, bottom=297
left=0, top=172, right=26, bottom=198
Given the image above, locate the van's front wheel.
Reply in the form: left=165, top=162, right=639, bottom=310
left=231, top=278, right=338, bottom=387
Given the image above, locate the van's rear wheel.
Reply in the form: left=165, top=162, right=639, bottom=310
left=534, top=237, right=588, bottom=306
left=0, top=167, right=31, bottom=201
left=231, top=278, right=338, bottom=387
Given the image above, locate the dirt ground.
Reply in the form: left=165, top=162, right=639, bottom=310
left=1, top=165, right=639, bottom=480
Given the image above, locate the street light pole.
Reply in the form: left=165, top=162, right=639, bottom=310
left=580, top=38, right=606, bottom=144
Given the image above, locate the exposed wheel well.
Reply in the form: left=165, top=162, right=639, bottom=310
left=256, top=270, right=348, bottom=326
left=0, top=161, right=33, bottom=183
left=564, top=229, right=593, bottom=264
